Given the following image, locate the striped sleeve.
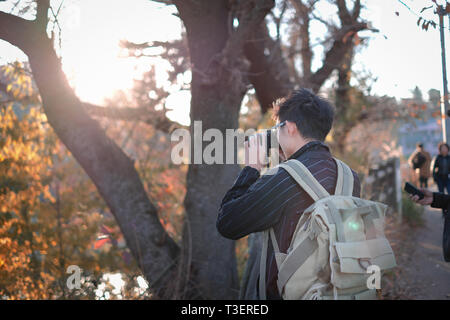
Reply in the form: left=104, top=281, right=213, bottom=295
left=219, top=166, right=261, bottom=205
left=217, top=166, right=298, bottom=240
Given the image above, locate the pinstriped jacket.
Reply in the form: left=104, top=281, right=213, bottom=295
left=217, top=141, right=361, bottom=299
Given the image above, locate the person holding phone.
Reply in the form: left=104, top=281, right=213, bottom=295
left=410, top=188, right=450, bottom=262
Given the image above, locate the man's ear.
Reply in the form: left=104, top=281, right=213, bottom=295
left=286, top=121, right=297, bottom=136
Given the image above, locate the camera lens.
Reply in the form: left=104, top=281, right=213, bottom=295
left=266, top=130, right=272, bottom=153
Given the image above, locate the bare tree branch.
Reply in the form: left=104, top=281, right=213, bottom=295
left=352, top=0, right=362, bottom=21
left=268, top=0, right=287, bottom=42
left=311, top=12, right=333, bottom=28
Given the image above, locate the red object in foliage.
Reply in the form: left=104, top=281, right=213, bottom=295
left=94, top=237, right=110, bottom=249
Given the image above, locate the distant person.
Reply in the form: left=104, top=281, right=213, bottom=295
left=408, top=143, right=431, bottom=188
left=409, top=188, right=450, bottom=262
left=432, top=142, right=450, bottom=194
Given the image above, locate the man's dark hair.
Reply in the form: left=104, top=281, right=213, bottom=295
left=438, top=141, right=450, bottom=153
left=273, top=88, right=335, bottom=141
left=416, top=143, right=423, bottom=148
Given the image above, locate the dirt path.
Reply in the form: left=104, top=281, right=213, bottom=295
left=399, top=206, right=450, bottom=299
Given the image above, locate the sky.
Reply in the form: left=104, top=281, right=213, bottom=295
left=0, top=0, right=449, bottom=126
left=355, top=0, right=450, bottom=99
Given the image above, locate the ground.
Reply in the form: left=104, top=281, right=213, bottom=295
left=383, top=205, right=450, bottom=300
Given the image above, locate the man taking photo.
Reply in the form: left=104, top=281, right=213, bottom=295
left=216, top=89, right=361, bottom=300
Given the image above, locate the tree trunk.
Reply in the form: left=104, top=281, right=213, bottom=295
left=243, top=23, right=292, bottom=114
left=176, top=1, right=244, bottom=299
left=333, top=40, right=355, bottom=154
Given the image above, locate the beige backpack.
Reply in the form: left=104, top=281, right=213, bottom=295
left=259, top=158, right=397, bottom=300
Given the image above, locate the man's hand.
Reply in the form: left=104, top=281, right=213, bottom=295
left=245, top=133, right=267, bottom=172
left=410, top=188, right=433, bottom=206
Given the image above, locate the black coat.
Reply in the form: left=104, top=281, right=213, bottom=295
left=432, top=154, right=450, bottom=180
left=217, top=141, right=361, bottom=299
left=430, top=192, right=450, bottom=262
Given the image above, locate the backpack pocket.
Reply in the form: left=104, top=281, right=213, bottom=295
left=331, top=237, right=396, bottom=289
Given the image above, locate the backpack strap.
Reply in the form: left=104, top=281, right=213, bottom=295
left=276, top=235, right=318, bottom=294
left=259, top=159, right=329, bottom=299
left=278, top=159, right=330, bottom=201
left=334, top=158, right=354, bottom=196
left=334, top=158, right=344, bottom=195
left=259, top=228, right=286, bottom=300
left=259, top=230, right=269, bottom=300
left=259, top=227, right=319, bottom=299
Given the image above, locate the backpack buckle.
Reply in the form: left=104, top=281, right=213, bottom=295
left=358, top=258, right=371, bottom=270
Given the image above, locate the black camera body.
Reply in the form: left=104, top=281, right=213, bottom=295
left=244, top=129, right=279, bottom=161
left=244, top=121, right=286, bottom=167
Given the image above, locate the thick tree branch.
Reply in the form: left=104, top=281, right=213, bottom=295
left=308, top=22, right=367, bottom=92
left=352, top=0, right=362, bottom=21
left=336, top=0, right=352, bottom=26
left=289, top=0, right=315, bottom=81
left=192, top=0, right=275, bottom=87
left=225, top=0, right=275, bottom=62
left=83, top=102, right=186, bottom=133
left=35, top=0, right=50, bottom=33
left=0, top=11, right=36, bottom=53
left=244, top=23, right=292, bottom=114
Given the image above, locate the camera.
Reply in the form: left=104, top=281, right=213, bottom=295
left=244, top=121, right=286, bottom=166
left=244, top=130, right=273, bottom=159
